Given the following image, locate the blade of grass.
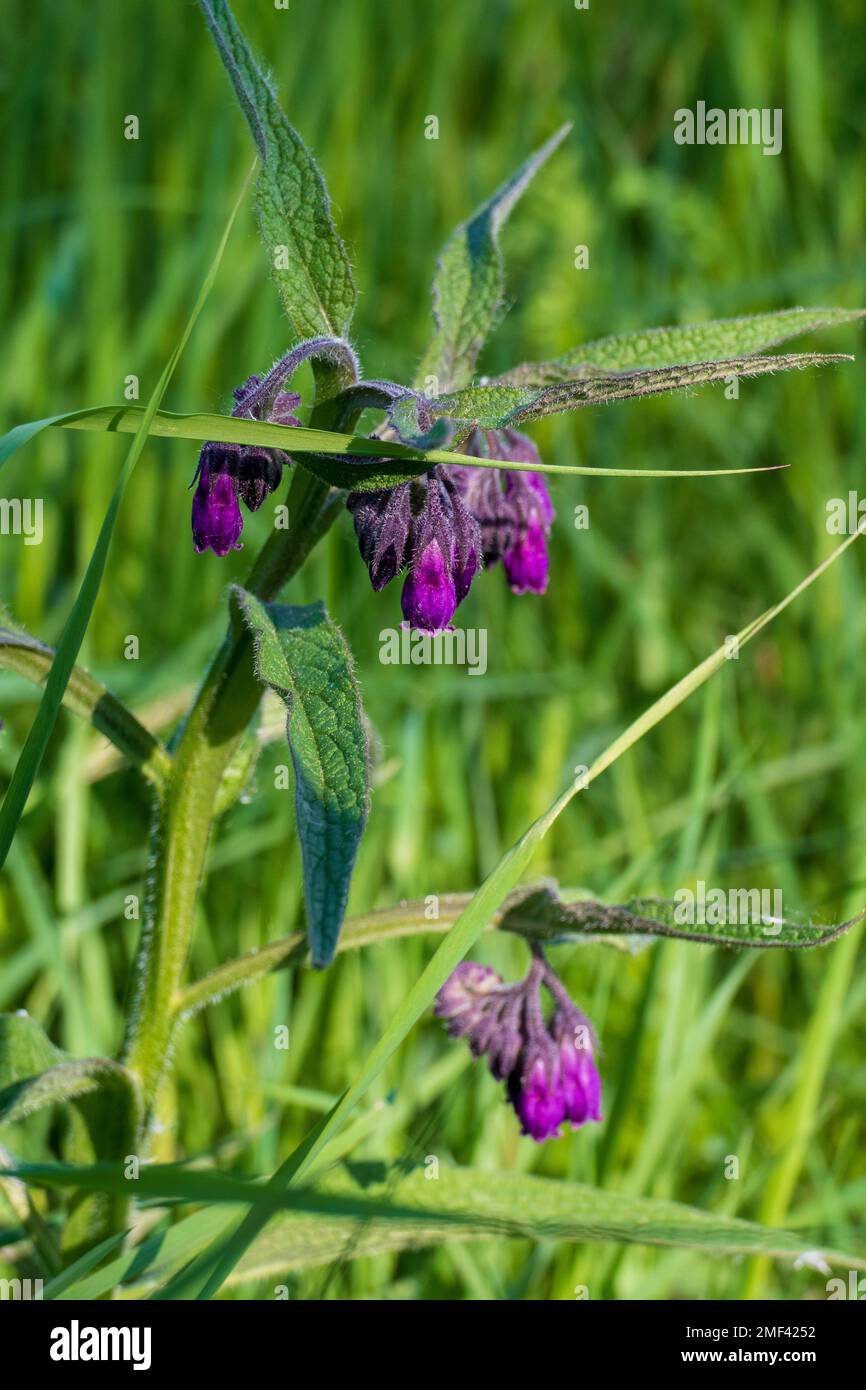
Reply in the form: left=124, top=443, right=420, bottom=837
left=0, top=403, right=788, bottom=481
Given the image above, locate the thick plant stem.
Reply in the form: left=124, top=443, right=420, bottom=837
left=123, top=464, right=338, bottom=1117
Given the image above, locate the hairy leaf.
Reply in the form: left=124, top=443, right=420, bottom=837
left=0, top=1012, right=63, bottom=1092
left=392, top=351, right=853, bottom=443
left=417, top=126, right=570, bottom=392
left=173, top=881, right=859, bottom=1023
left=199, top=0, right=356, bottom=339
left=497, top=882, right=861, bottom=950
left=0, top=1014, right=141, bottom=1252
left=233, top=590, right=369, bottom=967
left=498, top=305, right=865, bottom=382
left=0, top=1058, right=139, bottom=1135
left=9, top=1159, right=863, bottom=1296
left=228, top=1161, right=866, bottom=1282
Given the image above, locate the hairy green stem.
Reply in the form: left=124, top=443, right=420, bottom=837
left=122, top=463, right=339, bottom=1115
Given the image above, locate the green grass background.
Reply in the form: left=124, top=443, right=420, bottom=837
left=1, top=0, right=865, bottom=1298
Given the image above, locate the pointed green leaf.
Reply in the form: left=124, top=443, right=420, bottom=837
left=392, top=351, right=853, bottom=441
left=498, top=305, right=865, bottom=381
left=496, top=883, right=862, bottom=950
left=417, top=126, right=570, bottom=392
left=233, top=590, right=369, bottom=967
left=0, top=1058, right=139, bottom=1132
left=0, top=1014, right=142, bottom=1251
left=0, top=1013, right=63, bottom=1092
left=199, top=0, right=356, bottom=339
left=228, top=1162, right=866, bottom=1282
left=172, top=881, right=859, bottom=1024
left=0, top=1015, right=141, bottom=1155
left=9, top=1160, right=864, bottom=1293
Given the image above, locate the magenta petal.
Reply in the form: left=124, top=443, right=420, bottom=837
left=511, top=1054, right=566, bottom=1142
left=559, top=1037, right=602, bottom=1127
left=503, top=521, right=549, bottom=594
left=401, top=542, right=457, bottom=631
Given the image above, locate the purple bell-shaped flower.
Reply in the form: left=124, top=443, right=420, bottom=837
left=435, top=946, right=601, bottom=1143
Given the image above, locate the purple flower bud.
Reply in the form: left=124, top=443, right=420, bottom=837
left=191, top=371, right=301, bottom=556
left=557, top=1032, right=602, bottom=1127
left=449, top=450, right=517, bottom=566
left=401, top=541, right=457, bottom=632
left=192, top=460, right=243, bottom=557
left=346, top=484, right=415, bottom=591
left=522, top=468, right=556, bottom=526
left=486, top=990, right=524, bottom=1082
left=235, top=446, right=288, bottom=513
left=454, top=543, right=480, bottom=604
left=435, top=960, right=503, bottom=1034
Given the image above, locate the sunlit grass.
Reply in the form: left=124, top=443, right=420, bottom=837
left=1, top=0, right=865, bottom=1298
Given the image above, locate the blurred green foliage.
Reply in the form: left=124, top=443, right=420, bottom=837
left=1, top=0, right=865, bottom=1299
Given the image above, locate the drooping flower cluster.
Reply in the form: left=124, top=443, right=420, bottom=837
left=191, top=374, right=302, bottom=557
left=435, top=949, right=601, bottom=1142
left=347, top=426, right=555, bottom=632
left=346, top=467, right=480, bottom=632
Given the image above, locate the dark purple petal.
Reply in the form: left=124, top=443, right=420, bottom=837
left=192, top=468, right=243, bottom=557
left=235, top=446, right=289, bottom=512
left=508, top=1048, right=566, bottom=1142
left=438, top=471, right=482, bottom=602
left=347, top=484, right=415, bottom=591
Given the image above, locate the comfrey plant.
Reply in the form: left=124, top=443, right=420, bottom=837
left=0, top=0, right=863, bottom=1291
